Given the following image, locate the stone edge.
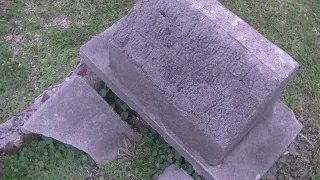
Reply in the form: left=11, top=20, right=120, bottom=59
left=186, top=0, right=299, bottom=80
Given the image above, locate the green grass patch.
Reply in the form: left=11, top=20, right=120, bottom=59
left=101, top=130, right=201, bottom=180
left=0, top=131, right=201, bottom=180
left=0, top=0, right=135, bottom=123
left=0, top=137, right=94, bottom=180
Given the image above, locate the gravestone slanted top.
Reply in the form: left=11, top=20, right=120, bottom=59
left=107, top=0, right=298, bottom=165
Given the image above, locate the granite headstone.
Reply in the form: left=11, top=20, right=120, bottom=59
left=80, top=0, right=301, bottom=179
left=107, top=0, right=297, bottom=165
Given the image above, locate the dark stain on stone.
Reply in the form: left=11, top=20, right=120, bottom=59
left=26, top=108, right=37, bottom=112
left=77, top=67, right=88, bottom=77
left=41, top=93, right=50, bottom=103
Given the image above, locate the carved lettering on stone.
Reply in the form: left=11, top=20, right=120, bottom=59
left=109, top=0, right=282, bottom=164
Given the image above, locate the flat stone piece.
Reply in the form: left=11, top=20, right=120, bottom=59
left=158, top=165, right=193, bottom=180
left=22, top=77, right=140, bottom=165
left=105, top=0, right=298, bottom=165
left=80, top=25, right=302, bottom=179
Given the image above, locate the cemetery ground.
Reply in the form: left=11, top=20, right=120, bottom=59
left=0, top=0, right=319, bottom=179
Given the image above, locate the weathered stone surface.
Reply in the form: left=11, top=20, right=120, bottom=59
left=157, top=165, right=193, bottom=180
left=80, top=25, right=302, bottom=178
left=98, top=0, right=297, bottom=165
left=0, top=63, right=102, bottom=154
left=80, top=0, right=301, bottom=178
left=22, top=76, right=141, bottom=165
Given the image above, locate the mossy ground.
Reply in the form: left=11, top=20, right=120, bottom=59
left=0, top=0, right=319, bottom=179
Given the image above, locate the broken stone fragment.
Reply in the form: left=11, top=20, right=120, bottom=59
left=0, top=63, right=103, bottom=154
left=22, top=77, right=141, bottom=165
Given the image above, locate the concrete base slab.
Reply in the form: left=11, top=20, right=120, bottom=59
left=80, top=25, right=302, bottom=179
left=22, top=76, right=141, bottom=165
left=158, top=165, right=193, bottom=180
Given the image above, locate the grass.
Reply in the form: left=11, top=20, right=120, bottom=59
left=0, top=126, right=200, bottom=180
left=0, top=137, right=95, bottom=179
left=100, top=129, right=201, bottom=180
left=0, top=0, right=134, bottom=123
left=0, top=0, right=319, bottom=179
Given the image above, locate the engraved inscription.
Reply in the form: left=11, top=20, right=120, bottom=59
left=111, top=0, right=280, bottom=148
left=113, top=22, right=132, bottom=47
left=126, top=32, right=154, bottom=66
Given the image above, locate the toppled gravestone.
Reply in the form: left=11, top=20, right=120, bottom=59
left=22, top=77, right=141, bottom=165
left=80, top=0, right=302, bottom=179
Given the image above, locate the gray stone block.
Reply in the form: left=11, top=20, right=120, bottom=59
left=79, top=0, right=301, bottom=178
left=80, top=26, right=302, bottom=179
left=85, top=0, right=298, bottom=165
left=22, top=76, right=141, bottom=165
left=158, top=165, right=193, bottom=180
